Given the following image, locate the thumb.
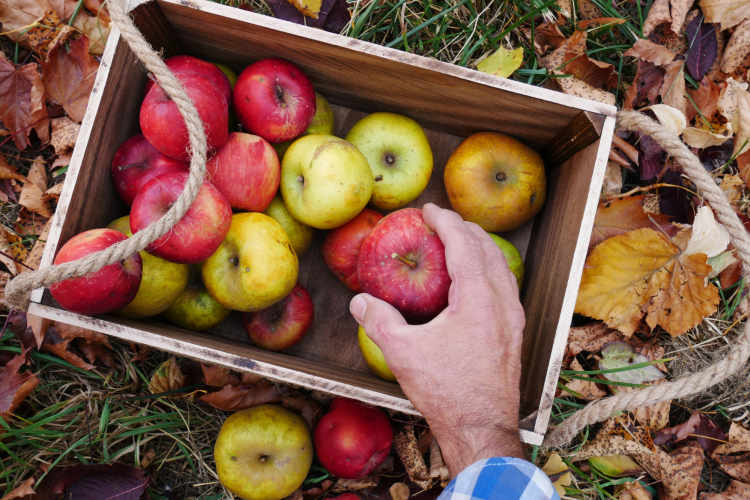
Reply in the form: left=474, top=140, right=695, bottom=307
left=349, top=293, right=408, bottom=346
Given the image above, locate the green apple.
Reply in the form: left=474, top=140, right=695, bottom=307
left=262, top=193, right=314, bottom=256
left=203, top=213, right=298, bottom=311
left=358, top=326, right=396, bottom=383
left=345, top=112, right=433, bottom=210
left=273, top=91, right=335, bottom=160
left=162, top=264, right=231, bottom=331
left=281, top=135, right=373, bottom=229
left=488, top=233, right=524, bottom=290
left=107, top=216, right=188, bottom=319
left=213, top=62, right=239, bottom=132
left=215, top=405, right=313, bottom=500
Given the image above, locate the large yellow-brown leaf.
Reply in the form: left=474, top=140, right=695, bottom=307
left=714, top=422, right=750, bottom=455
left=700, top=480, right=750, bottom=500
left=722, top=18, right=750, bottom=74
left=718, top=78, right=750, bottom=155
left=624, top=39, right=677, bottom=66
left=590, top=195, right=675, bottom=252
left=0, top=0, right=48, bottom=43
left=0, top=53, right=49, bottom=150
left=700, top=0, right=750, bottom=31
left=18, top=160, right=51, bottom=217
left=644, top=0, right=671, bottom=36
left=71, top=13, right=110, bottom=55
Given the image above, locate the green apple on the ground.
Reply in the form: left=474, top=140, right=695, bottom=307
left=273, top=91, right=335, bottom=160
left=107, top=216, right=188, bottom=319
left=162, top=264, right=231, bottom=331
left=263, top=193, right=314, bottom=256
left=215, top=405, right=313, bottom=500
left=281, top=135, right=373, bottom=229
left=203, top=213, right=298, bottom=311
left=346, top=112, right=433, bottom=210
left=488, top=233, right=524, bottom=290
left=213, top=62, right=239, bottom=132
left=358, top=326, right=396, bottom=383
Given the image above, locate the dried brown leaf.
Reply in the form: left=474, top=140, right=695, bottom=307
left=44, top=181, right=62, bottom=203
left=0, top=53, right=49, bottom=150
left=128, top=342, right=150, bottom=363
left=15, top=209, right=49, bottom=239
left=568, top=323, right=626, bottom=356
left=700, top=0, right=750, bottom=31
left=713, top=453, right=750, bottom=482
left=714, top=422, right=750, bottom=455
left=18, top=160, right=51, bottom=217
left=0, top=353, right=39, bottom=417
left=78, top=339, right=115, bottom=369
left=722, top=18, right=750, bottom=74
left=686, top=76, right=722, bottom=122
left=71, top=13, right=110, bottom=55
left=26, top=11, right=74, bottom=60
left=660, top=59, right=687, bottom=119
left=49, top=116, right=79, bottom=154
left=670, top=0, right=695, bottom=34
left=578, top=0, right=605, bottom=20
left=148, top=357, right=185, bottom=394
left=394, top=424, right=431, bottom=489
left=523, top=22, right=566, bottom=55
left=0, top=477, right=36, bottom=500
left=615, top=481, right=652, bottom=500
left=644, top=0, right=671, bottom=36
left=333, top=476, right=379, bottom=491
left=0, top=271, right=10, bottom=310
left=602, top=160, right=624, bottom=198
left=198, top=381, right=282, bottom=411
left=590, top=195, right=676, bottom=252
left=201, top=363, right=242, bottom=387
left=21, top=217, right=51, bottom=273
left=565, top=358, right=607, bottom=400
left=428, top=437, right=451, bottom=486
left=0, top=156, right=28, bottom=183
left=26, top=313, right=50, bottom=350
left=700, top=480, right=750, bottom=500
left=624, top=39, right=677, bottom=66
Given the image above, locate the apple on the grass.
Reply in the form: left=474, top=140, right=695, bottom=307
left=49, top=229, right=142, bottom=316
left=141, top=71, right=228, bottom=161
left=111, top=134, right=188, bottom=206
left=314, top=398, right=392, bottom=479
left=322, top=208, right=383, bottom=292
left=242, top=283, right=313, bottom=352
left=281, top=135, right=373, bottom=229
left=262, top=193, right=314, bottom=256
left=203, top=212, right=298, bottom=312
left=215, top=405, right=312, bottom=500
left=358, top=326, right=396, bottom=382
left=273, top=91, right=335, bottom=160
left=346, top=112, right=433, bottom=210
left=144, top=55, right=233, bottom=106
left=358, top=208, right=450, bottom=324
left=130, top=172, right=232, bottom=264
left=162, top=264, right=231, bottom=332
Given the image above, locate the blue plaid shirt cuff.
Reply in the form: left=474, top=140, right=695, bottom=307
left=437, top=457, right=561, bottom=500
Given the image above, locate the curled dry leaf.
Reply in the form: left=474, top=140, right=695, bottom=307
left=713, top=453, right=750, bottom=482
left=128, top=342, right=150, bottom=363
left=18, top=161, right=52, bottom=218
left=0, top=157, right=28, bottom=183
left=522, top=22, right=566, bottom=55
left=670, top=0, right=695, bottom=34
left=623, top=61, right=666, bottom=110
left=643, top=104, right=687, bottom=135
left=654, top=410, right=727, bottom=453
left=722, top=18, right=750, bottom=74
left=598, top=341, right=666, bottom=384
left=0, top=352, right=39, bottom=417
left=429, top=438, right=450, bottom=486
left=26, top=11, right=74, bottom=60
left=615, top=481, right=653, bottom=500
left=683, top=206, right=730, bottom=257
left=40, top=36, right=99, bottom=123
left=568, top=322, right=626, bottom=356
left=700, top=0, right=750, bottom=31
left=624, top=39, right=677, bottom=66
left=198, top=381, right=282, bottom=411
left=612, top=135, right=639, bottom=165
left=50, top=116, right=80, bottom=154
left=0, top=53, right=50, bottom=150
left=687, top=76, right=722, bottom=122
left=602, top=160, right=623, bottom=198
left=718, top=77, right=750, bottom=156
left=589, top=195, right=676, bottom=253
left=644, top=0, right=671, bottom=37
left=84, top=0, right=110, bottom=21
left=333, top=476, right=379, bottom=491
left=660, top=59, right=687, bottom=119
left=541, top=452, right=571, bottom=497
left=26, top=313, right=50, bottom=349
left=148, top=356, right=186, bottom=394
left=714, top=422, right=750, bottom=455
left=78, top=339, right=115, bottom=369
left=394, top=425, right=431, bottom=489
left=277, top=390, right=322, bottom=432
left=682, top=127, right=731, bottom=148
left=700, top=480, right=750, bottom=500
left=0, top=271, right=10, bottom=310
left=1, top=477, right=36, bottom=500
left=390, top=483, right=411, bottom=500
left=476, top=46, right=524, bottom=79
left=565, top=358, right=607, bottom=401
left=22, top=216, right=51, bottom=273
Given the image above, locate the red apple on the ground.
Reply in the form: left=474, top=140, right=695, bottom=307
left=206, top=132, right=280, bottom=212
left=322, top=208, right=383, bottom=292
left=242, top=283, right=314, bottom=351
left=140, top=72, right=228, bottom=161
left=233, top=58, right=316, bottom=143
left=130, top=172, right=232, bottom=264
left=144, top=55, right=232, bottom=105
left=49, top=229, right=142, bottom=315
left=358, top=208, right=450, bottom=324
left=314, top=398, right=392, bottom=479
left=111, top=134, right=188, bottom=206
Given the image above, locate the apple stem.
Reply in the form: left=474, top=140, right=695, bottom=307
left=391, top=253, right=417, bottom=269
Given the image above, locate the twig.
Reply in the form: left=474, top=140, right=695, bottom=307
left=606, top=182, right=700, bottom=200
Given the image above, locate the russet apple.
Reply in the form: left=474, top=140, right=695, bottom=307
left=49, top=229, right=142, bottom=316
left=273, top=91, right=335, bottom=160
left=206, top=132, right=280, bottom=212
left=281, top=135, right=373, bottom=229
left=488, top=233, right=524, bottom=290
left=346, top=112, right=433, bottom=210
left=107, top=216, right=189, bottom=319
left=144, top=55, right=233, bottom=106
left=358, top=326, right=396, bottom=383
left=242, top=283, right=314, bottom=351
left=130, top=172, right=232, bottom=264
left=203, top=213, right=298, bottom=312
left=358, top=208, right=450, bottom=324
left=444, top=132, right=546, bottom=232
left=162, top=264, right=231, bottom=332
left=234, top=58, right=316, bottom=143
left=314, top=398, right=392, bottom=479
left=322, top=208, right=383, bottom=292
left=262, top=193, right=314, bottom=256
left=215, top=405, right=313, bottom=500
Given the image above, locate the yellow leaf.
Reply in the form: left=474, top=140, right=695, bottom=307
left=476, top=47, right=524, bottom=79
left=286, top=0, right=322, bottom=18
left=541, top=452, right=571, bottom=497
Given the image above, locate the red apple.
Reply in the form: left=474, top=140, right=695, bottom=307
left=233, top=58, right=316, bottom=143
left=144, top=55, right=232, bottom=106
left=140, top=72, right=228, bottom=161
left=206, top=132, right=280, bottom=211
left=242, top=283, right=313, bottom=351
left=358, top=208, right=450, bottom=324
left=130, top=172, right=232, bottom=264
left=314, top=398, right=392, bottom=479
left=331, top=495, right=361, bottom=500
left=49, top=229, right=142, bottom=316
left=111, top=133, right=189, bottom=206
left=322, top=208, right=383, bottom=292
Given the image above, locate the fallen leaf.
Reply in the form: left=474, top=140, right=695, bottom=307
left=201, top=363, right=241, bottom=386
left=719, top=257, right=742, bottom=288
left=278, top=390, right=322, bottom=431
left=26, top=313, right=50, bottom=349
left=718, top=77, right=750, bottom=155
left=713, top=453, right=750, bottom=482
left=644, top=104, right=687, bottom=135
left=1, top=477, right=35, bottom=500
left=0, top=53, right=50, bottom=150
left=48, top=0, right=80, bottom=21
left=700, top=0, right=750, bottom=31
left=722, top=18, right=750, bottom=75
left=49, top=116, right=79, bottom=154
left=128, top=342, right=150, bottom=363
left=302, top=479, right=334, bottom=496
left=287, top=0, right=322, bottom=18
left=0, top=156, right=28, bottom=183
left=577, top=17, right=626, bottom=29
left=428, top=437, right=450, bottom=486
left=476, top=46, right=524, bottom=78
left=71, top=12, right=111, bottom=55
left=41, top=326, right=95, bottom=371
left=0, top=0, right=49, bottom=43
left=140, top=448, right=156, bottom=469
left=624, top=39, right=677, bottom=66
left=7, top=311, right=36, bottom=356
left=654, top=410, right=727, bottom=453
left=25, top=11, right=74, bottom=60
left=199, top=381, right=283, bottom=411
left=623, top=61, right=666, bottom=110
left=577, top=0, right=605, bottom=20
left=631, top=379, right=672, bottom=431
left=556, top=0, right=572, bottom=22
left=148, top=357, right=185, bottom=394
left=613, top=135, right=640, bottom=165
left=707, top=250, right=738, bottom=278
left=615, top=481, right=653, bottom=500
left=541, top=452, right=571, bottom=497
left=22, top=217, right=52, bottom=272
left=562, top=52, right=619, bottom=89
left=590, top=195, right=676, bottom=252
left=0, top=229, right=22, bottom=275
left=714, top=422, right=750, bottom=455
left=687, top=76, right=722, bottom=122
left=44, top=181, right=62, bottom=203
left=700, top=480, right=750, bottom=499
left=598, top=341, right=666, bottom=384
left=644, top=0, right=671, bottom=37
left=522, top=22, right=566, bottom=55
left=720, top=172, right=744, bottom=201
left=588, top=455, right=645, bottom=477
left=659, top=170, right=694, bottom=223
left=686, top=15, right=719, bottom=81
left=0, top=271, right=10, bottom=310
left=670, top=0, right=695, bottom=34
left=568, top=323, right=626, bottom=356
left=333, top=476, right=379, bottom=491
left=682, top=127, right=731, bottom=147
left=45, top=463, right=148, bottom=500
left=602, top=160, right=624, bottom=198
left=637, top=132, right=666, bottom=180
left=660, top=59, right=687, bottom=119
left=15, top=209, right=49, bottom=239
left=565, top=358, right=607, bottom=400
left=266, top=0, right=350, bottom=34
left=78, top=339, right=115, bottom=369
left=18, top=160, right=52, bottom=217
left=683, top=206, right=730, bottom=257
left=394, top=425, right=431, bottom=489
left=0, top=352, right=39, bottom=417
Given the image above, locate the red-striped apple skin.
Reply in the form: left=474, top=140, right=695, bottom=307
left=144, top=55, right=232, bottom=105
left=322, top=208, right=383, bottom=292
left=242, top=283, right=314, bottom=352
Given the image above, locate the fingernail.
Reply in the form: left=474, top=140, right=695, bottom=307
left=350, top=295, right=367, bottom=324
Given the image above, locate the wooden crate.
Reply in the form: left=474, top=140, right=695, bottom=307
left=28, top=0, right=616, bottom=445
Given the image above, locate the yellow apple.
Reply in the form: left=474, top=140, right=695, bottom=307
left=262, top=193, right=314, bottom=256
left=488, top=233, right=524, bottom=290
left=162, top=264, right=231, bottom=331
left=358, top=326, right=396, bottom=383
left=273, top=91, right=335, bottom=160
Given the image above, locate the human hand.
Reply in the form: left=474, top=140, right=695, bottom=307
left=349, top=203, right=526, bottom=476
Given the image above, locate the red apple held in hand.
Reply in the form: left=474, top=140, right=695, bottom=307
left=206, top=132, right=280, bottom=212
left=144, top=55, right=233, bottom=106
left=130, top=172, right=232, bottom=264
left=140, top=72, right=228, bottom=161
left=242, top=283, right=313, bottom=351
left=322, top=208, right=383, bottom=292
left=234, top=58, right=316, bottom=143
left=49, top=229, right=142, bottom=316
left=314, top=398, right=392, bottom=479
left=358, top=208, right=450, bottom=324
left=111, top=134, right=189, bottom=206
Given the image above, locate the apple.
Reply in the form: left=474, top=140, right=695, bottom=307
left=488, top=233, right=524, bottom=290
left=272, top=91, right=335, bottom=160
left=314, top=398, right=392, bottom=479
left=346, top=112, right=433, bottom=210
left=144, top=55, right=233, bottom=105
left=215, top=405, right=313, bottom=500
left=242, top=283, right=314, bottom=351
left=140, top=71, right=228, bottom=161
left=203, top=213, right=298, bottom=312
left=106, top=216, right=189, bottom=319
left=281, top=135, right=373, bottom=229
left=212, top=62, right=238, bottom=87
left=49, top=229, right=142, bottom=316
left=234, top=58, right=316, bottom=143
left=162, top=264, right=232, bottom=331
left=358, top=326, right=396, bottom=382
left=206, top=132, right=280, bottom=212
left=213, top=62, right=240, bottom=132
left=331, top=495, right=361, bottom=500
left=444, top=132, right=546, bottom=232
left=322, top=208, right=383, bottom=292
left=130, top=172, right=232, bottom=264
left=262, top=193, right=314, bottom=256
left=358, top=208, right=450, bottom=324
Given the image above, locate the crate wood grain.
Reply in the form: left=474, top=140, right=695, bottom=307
left=28, top=0, right=617, bottom=446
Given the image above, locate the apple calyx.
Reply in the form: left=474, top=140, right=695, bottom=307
left=374, top=175, right=383, bottom=182
left=495, top=172, right=507, bottom=182
left=275, top=85, right=287, bottom=107
left=297, top=175, right=304, bottom=185
left=384, top=154, right=395, bottom=165
left=259, top=454, right=268, bottom=463
left=391, top=252, right=417, bottom=269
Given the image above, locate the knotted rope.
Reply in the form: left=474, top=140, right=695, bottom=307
left=3, top=0, right=208, bottom=311
left=544, top=109, right=750, bottom=447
